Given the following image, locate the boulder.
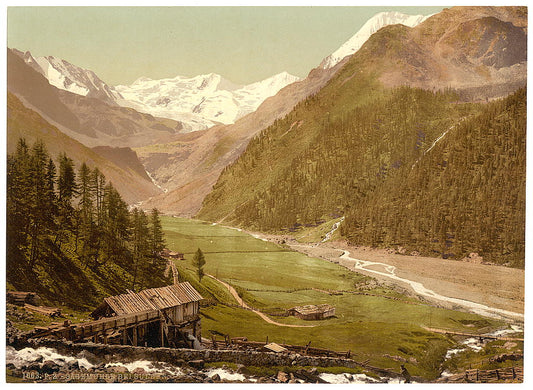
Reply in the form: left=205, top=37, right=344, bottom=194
left=41, top=360, right=61, bottom=374
left=276, top=371, right=289, bottom=383
left=188, top=359, right=205, bottom=369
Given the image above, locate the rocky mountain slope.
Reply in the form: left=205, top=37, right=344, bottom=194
left=7, top=92, right=161, bottom=204
left=320, top=11, right=431, bottom=69
left=197, top=6, right=526, bottom=266
left=8, top=48, right=184, bottom=148
left=12, top=48, right=122, bottom=105
left=135, top=61, right=347, bottom=216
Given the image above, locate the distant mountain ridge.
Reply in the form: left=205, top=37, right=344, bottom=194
left=12, top=48, right=122, bottom=105
left=115, top=71, right=301, bottom=131
left=7, top=49, right=184, bottom=148
left=12, top=48, right=300, bottom=131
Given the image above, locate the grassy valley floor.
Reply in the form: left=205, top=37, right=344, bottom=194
left=161, top=216, right=522, bottom=381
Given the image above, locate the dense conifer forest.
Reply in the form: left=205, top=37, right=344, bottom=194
left=199, top=87, right=525, bottom=267
left=6, top=139, right=170, bottom=308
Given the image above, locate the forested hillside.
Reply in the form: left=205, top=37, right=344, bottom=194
left=198, top=7, right=526, bottom=268
left=199, top=87, right=525, bottom=267
left=6, top=139, right=170, bottom=308
left=341, top=88, right=526, bottom=267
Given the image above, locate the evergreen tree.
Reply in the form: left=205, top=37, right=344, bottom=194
left=192, top=248, right=206, bottom=282
left=149, top=208, right=165, bottom=266
left=6, top=138, right=170, bottom=306
left=131, top=208, right=151, bottom=290
left=55, top=153, right=77, bottom=248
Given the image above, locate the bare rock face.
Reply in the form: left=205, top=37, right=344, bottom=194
left=373, top=6, right=527, bottom=99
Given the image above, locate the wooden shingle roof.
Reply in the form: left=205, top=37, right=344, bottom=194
left=101, top=282, right=203, bottom=316
left=289, top=304, right=334, bottom=315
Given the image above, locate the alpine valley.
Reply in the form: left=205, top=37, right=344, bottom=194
left=6, top=6, right=526, bottom=384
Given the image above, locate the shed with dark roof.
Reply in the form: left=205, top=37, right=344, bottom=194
left=287, top=304, right=335, bottom=320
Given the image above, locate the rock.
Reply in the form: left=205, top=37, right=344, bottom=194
left=188, top=360, right=205, bottom=369
left=211, top=373, right=221, bottom=382
left=107, top=365, right=128, bottom=373
left=503, top=341, right=518, bottom=350
left=277, top=371, right=289, bottom=383
left=41, top=360, right=61, bottom=374
left=26, top=362, right=41, bottom=371
left=131, top=367, right=146, bottom=375
left=236, top=364, right=246, bottom=373
left=66, top=360, right=79, bottom=370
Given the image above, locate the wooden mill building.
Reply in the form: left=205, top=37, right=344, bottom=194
left=90, top=282, right=203, bottom=348
left=287, top=304, right=335, bottom=320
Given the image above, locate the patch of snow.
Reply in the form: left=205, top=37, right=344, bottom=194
left=321, top=11, right=432, bottom=69
left=145, top=169, right=167, bottom=193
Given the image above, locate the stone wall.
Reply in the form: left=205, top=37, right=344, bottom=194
left=17, top=338, right=400, bottom=378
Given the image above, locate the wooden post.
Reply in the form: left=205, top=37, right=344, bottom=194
left=160, top=320, right=165, bottom=347
left=123, top=327, right=127, bottom=345
left=304, top=341, right=311, bottom=355
left=133, top=315, right=138, bottom=346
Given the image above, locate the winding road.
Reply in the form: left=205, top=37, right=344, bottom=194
left=206, top=274, right=315, bottom=328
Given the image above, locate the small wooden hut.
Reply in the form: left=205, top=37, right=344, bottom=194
left=91, top=283, right=203, bottom=348
left=162, top=248, right=185, bottom=260
left=287, top=304, right=335, bottom=320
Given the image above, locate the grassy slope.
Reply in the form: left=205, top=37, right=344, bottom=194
left=162, top=216, right=509, bottom=380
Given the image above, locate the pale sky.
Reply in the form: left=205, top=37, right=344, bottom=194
left=7, top=6, right=445, bottom=86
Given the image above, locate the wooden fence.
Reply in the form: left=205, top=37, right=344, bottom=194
left=438, top=367, right=523, bottom=383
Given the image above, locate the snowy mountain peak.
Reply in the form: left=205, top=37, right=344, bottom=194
left=320, top=11, right=432, bottom=69
left=115, top=72, right=300, bottom=131
left=12, top=49, right=122, bottom=104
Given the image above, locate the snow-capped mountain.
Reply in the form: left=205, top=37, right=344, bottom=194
left=12, top=49, right=122, bottom=105
left=320, top=11, right=432, bottom=69
left=115, top=71, right=300, bottom=131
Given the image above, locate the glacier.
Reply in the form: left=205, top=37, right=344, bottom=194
left=115, top=71, right=300, bottom=131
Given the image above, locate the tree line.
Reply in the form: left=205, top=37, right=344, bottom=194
left=7, top=138, right=169, bottom=307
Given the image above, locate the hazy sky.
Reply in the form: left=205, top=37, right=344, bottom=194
left=8, top=6, right=445, bottom=86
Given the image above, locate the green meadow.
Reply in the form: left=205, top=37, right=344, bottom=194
left=162, top=216, right=507, bottom=380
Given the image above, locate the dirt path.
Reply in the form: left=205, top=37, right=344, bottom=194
left=205, top=274, right=314, bottom=328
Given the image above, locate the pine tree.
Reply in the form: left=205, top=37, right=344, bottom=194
left=192, top=248, right=206, bottom=282
left=131, top=208, right=151, bottom=290
left=55, top=153, right=77, bottom=249
left=149, top=208, right=165, bottom=268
